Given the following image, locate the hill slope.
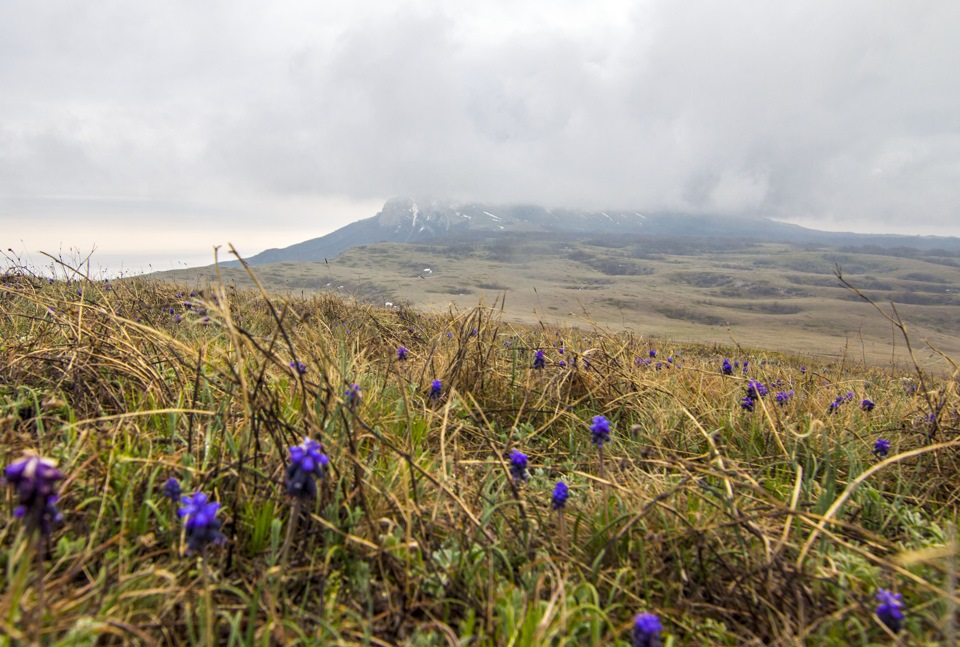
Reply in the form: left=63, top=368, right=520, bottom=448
left=237, top=198, right=960, bottom=266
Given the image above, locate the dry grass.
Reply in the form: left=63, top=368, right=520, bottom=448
left=0, top=253, right=958, bottom=645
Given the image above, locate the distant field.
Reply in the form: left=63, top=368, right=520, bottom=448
left=160, top=237, right=960, bottom=367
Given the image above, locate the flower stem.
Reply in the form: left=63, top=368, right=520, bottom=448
left=201, top=551, right=215, bottom=646
left=280, top=498, right=302, bottom=568
left=32, top=531, right=45, bottom=646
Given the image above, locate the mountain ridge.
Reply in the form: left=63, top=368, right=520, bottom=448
left=232, top=198, right=960, bottom=266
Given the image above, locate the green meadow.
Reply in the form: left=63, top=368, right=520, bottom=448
left=2, top=253, right=959, bottom=645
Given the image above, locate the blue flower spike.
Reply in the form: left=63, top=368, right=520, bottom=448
left=508, top=449, right=528, bottom=483
left=533, top=349, right=546, bottom=370
left=4, top=455, right=64, bottom=536
left=287, top=438, right=330, bottom=499
left=345, top=383, right=362, bottom=407
left=874, top=589, right=904, bottom=633
left=551, top=481, right=569, bottom=510
left=590, top=415, right=611, bottom=448
left=873, top=438, right=891, bottom=459
left=162, top=477, right=182, bottom=501
left=178, top=491, right=226, bottom=553
left=632, top=612, right=663, bottom=647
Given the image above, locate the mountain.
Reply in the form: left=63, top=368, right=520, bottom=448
left=235, top=198, right=960, bottom=265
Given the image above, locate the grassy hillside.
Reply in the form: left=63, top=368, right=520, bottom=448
left=160, top=236, right=960, bottom=367
left=2, top=261, right=959, bottom=645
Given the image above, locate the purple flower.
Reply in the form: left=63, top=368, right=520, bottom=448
left=861, top=398, right=875, bottom=412
left=162, top=477, right=182, bottom=501
left=873, top=438, right=891, bottom=459
left=590, top=415, right=611, bottom=448
left=286, top=438, right=329, bottom=499
left=632, top=612, right=662, bottom=647
left=508, top=449, right=528, bottom=483
left=746, top=380, right=768, bottom=399
left=3, top=455, right=64, bottom=536
left=800, top=365, right=806, bottom=374
left=430, top=379, right=442, bottom=400
left=775, top=390, right=794, bottom=406
left=533, top=349, right=546, bottom=370
left=828, top=394, right=849, bottom=413
left=289, top=360, right=308, bottom=375
left=345, top=383, right=361, bottom=406
left=741, top=396, right=755, bottom=412
left=874, top=589, right=904, bottom=633
left=558, top=360, right=567, bottom=368
left=397, top=346, right=409, bottom=361
left=649, top=349, right=657, bottom=358
left=178, top=491, right=226, bottom=553
left=551, top=481, right=569, bottom=510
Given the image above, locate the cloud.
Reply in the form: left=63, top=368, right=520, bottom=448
left=2, top=0, right=959, bottom=243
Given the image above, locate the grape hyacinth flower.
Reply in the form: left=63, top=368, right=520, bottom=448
left=163, top=477, right=182, bottom=501
left=508, top=449, right=528, bottom=483
left=590, top=415, right=611, bottom=448
left=533, top=349, right=546, bottom=370
left=551, top=481, right=569, bottom=510
left=286, top=438, right=329, bottom=499
left=289, top=360, right=308, bottom=375
left=632, top=612, right=663, bottom=647
left=397, top=346, right=409, bottom=361
left=649, top=349, right=657, bottom=358
left=828, top=394, right=849, bottom=413
left=873, top=438, right=891, bottom=459
left=4, top=455, right=64, bottom=536
left=345, top=383, right=361, bottom=407
left=775, top=390, right=794, bottom=406
left=874, top=589, right=904, bottom=633
left=746, top=380, right=768, bottom=399
left=741, top=396, right=756, bottom=412
left=429, top=379, right=442, bottom=400
left=721, top=359, right=733, bottom=375
left=861, top=398, right=875, bottom=412
left=178, top=491, right=226, bottom=553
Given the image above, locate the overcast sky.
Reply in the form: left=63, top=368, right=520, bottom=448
left=3, top=1, right=959, bottom=273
